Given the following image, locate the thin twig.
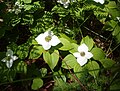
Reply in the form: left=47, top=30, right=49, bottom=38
left=56, top=52, right=88, bottom=91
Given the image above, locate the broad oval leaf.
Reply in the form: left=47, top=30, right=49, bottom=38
left=59, top=38, right=73, bottom=51
left=69, top=43, right=79, bottom=53
left=100, top=58, right=116, bottom=68
left=43, top=50, right=59, bottom=70
left=62, top=54, right=77, bottom=69
left=81, top=36, right=94, bottom=51
left=112, top=24, right=120, bottom=43
left=86, top=61, right=100, bottom=78
left=29, top=46, right=44, bottom=59
left=59, top=33, right=76, bottom=43
left=31, top=78, right=43, bottom=90
left=43, top=51, right=51, bottom=67
left=74, top=63, right=83, bottom=78
left=91, top=48, right=105, bottom=60
left=51, top=50, right=59, bottom=69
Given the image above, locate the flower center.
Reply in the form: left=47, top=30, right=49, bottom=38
left=80, top=52, right=85, bottom=57
left=6, top=56, right=11, bottom=61
left=45, top=36, right=52, bottom=42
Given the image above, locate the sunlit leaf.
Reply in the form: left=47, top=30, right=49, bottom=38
left=51, top=50, right=59, bottom=69
left=21, top=0, right=31, bottom=3
left=87, top=61, right=100, bottom=77
left=62, top=54, right=77, bottom=69
left=107, top=1, right=120, bottom=18
left=59, top=33, right=76, bottom=43
left=59, top=38, right=73, bottom=51
left=112, top=24, right=120, bottom=43
left=81, top=36, right=94, bottom=51
left=31, top=78, right=43, bottom=90
left=103, top=20, right=117, bottom=31
left=74, top=63, right=83, bottom=78
left=43, top=50, right=59, bottom=70
left=69, top=43, right=79, bottom=53
left=91, top=48, right=105, bottom=60
left=43, top=51, right=51, bottom=66
left=24, top=5, right=33, bottom=10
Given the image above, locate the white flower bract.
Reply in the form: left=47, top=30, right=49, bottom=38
left=93, top=0, right=104, bottom=4
left=116, top=17, right=120, bottom=22
left=57, top=0, right=70, bottom=8
left=1, top=49, right=18, bottom=68
left=35, top=31, right=60, bottom=50
left=73, top=43, right=93, bottom=66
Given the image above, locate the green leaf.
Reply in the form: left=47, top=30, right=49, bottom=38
left=40, top=68, right=47, bottom=77
left=112, top=24, right=120, bottom=36
left=81, top=36, right=94, bottom=51
left=103, top=20, right=117, bottom=31
left=107, top=1, right=120, bottom=18
left=31, top=78, right=43, bottom=90
left=51, top=50, right=59, bottom=69
left=54, top=69, right=66, bottom=84
left=69, top=43, right=79, bottom=53
left=59, top=33, right=76, bottom=43
left=99, top=58, right=115, bottom=68
left=86, top=61, right=100, bottom=77
left=59, top=38, right=73, bottom=51
left=112, top=24, right=120, bottom=43
left=24, top=5, right=33, bottom=10
left=62, top=54, right=77, bottom=69
left=91, top=48, right=105, bottom=60
left=29, top=46, right=44, bottom=59
left=21, top=0, right=31, bottom=3
left=43, top=50, right=59, bottom=70
left=43, top=51, right=51, bottom=67
left=17, top=61, right=27, bottom=74
left=53, top=73, right=66, bottom=90
left=74, top=63, right=83, bottom=78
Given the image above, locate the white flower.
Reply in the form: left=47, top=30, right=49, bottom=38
left=116, top=17, right=120, bottom=22
left=57, top=0, right=70, bottom=8
left=1, top=49, right=18, bottom=68
left=73, top=43, right=93, bottom=66
left=71, top=0, right=75, bottom=2
left=35, top=31, right=61, bottom=50
left=93, top=0, right=104, bottom=4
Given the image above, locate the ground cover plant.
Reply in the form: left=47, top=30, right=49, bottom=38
left=0, top=0, right=120, bottom=91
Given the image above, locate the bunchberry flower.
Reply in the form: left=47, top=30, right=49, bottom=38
left=1, top=49, right=18, bottom=68
left=116, top=17, right=120, bottom=22
left=93, top=0, right=104, bottom=4
left=73, top=43, right=93, bottom=66
left=35, top=31, right=60, bottom=50
left=57, top=0, right=70, bottom=8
